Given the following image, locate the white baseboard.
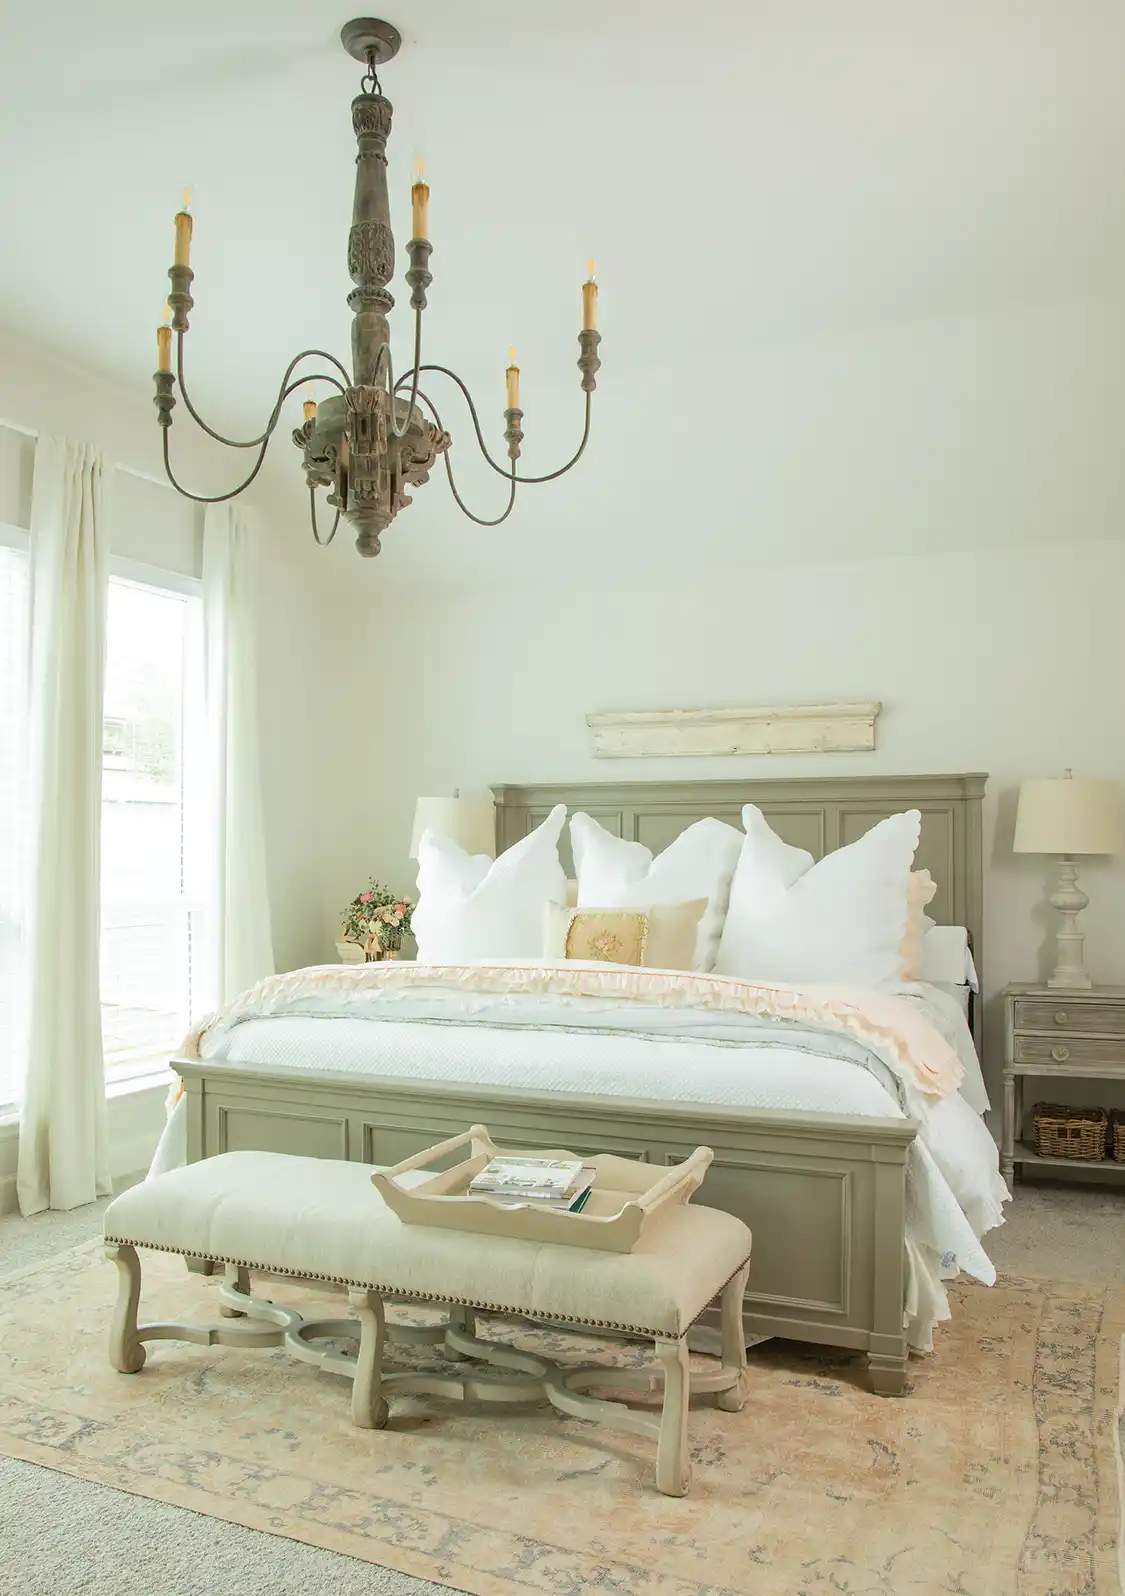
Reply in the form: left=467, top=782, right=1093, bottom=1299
left=0, top=1081, right=167, bottom=1216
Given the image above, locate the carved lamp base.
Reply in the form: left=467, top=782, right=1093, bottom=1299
left=1047, top=856, right=1093, bottom=989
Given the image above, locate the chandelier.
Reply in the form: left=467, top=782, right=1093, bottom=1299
left=153, top=18, right=602, bottom=557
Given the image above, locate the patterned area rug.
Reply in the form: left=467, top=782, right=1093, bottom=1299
left=0, top=1242, right=1121, bottom=1596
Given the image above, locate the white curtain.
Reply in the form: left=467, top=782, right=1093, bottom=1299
left=147, top=504, right=275, bottom=1183
left=202, top=503, right=275, bottom=1006
left=17, top=437, right=110, bottom=1215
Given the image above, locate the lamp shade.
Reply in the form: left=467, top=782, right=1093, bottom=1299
left=1013, top=777, right=1123, bottom=856
left=409, top=795, right=496, bottom=860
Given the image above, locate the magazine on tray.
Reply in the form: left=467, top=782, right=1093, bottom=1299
left=468, top=1156, right=595, bottom=1210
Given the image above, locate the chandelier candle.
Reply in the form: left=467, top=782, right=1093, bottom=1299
left=583, top=262, right=598, bottom=330
left=152, top=17, right=601, bottom=557
left=157, top=306, right=172, bottom=374
left=173, top=195, right=193, bottom=269
left=411, top=161, right=429, bottom=239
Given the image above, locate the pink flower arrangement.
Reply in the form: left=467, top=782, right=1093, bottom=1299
left=341, top=880, right=414, bottom=958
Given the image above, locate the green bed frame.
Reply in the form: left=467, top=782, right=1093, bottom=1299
left=178, top=771, right=986, bottom=1397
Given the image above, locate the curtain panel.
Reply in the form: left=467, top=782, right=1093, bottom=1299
left=202, top=502, right=276, bottom=1008
left=147, top=504, right=276, bottom=1181
left=17, top=436, right=111, bottom=1214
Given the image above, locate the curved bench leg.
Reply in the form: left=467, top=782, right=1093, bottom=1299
left=348, top=1289, right=389, bottom=1430
left=654, top=1336, right=691, bottom=1497
left=106, top=1245, right=146, bottom=1373
left=220, top=1263, right=251, bottom=1317
left=716, top=1262, right=750, bottom=1412
left=444, top=1303, right=477, bottom=1360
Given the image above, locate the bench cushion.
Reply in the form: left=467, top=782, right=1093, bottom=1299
left=104, top=1152, right=751, bottom=1340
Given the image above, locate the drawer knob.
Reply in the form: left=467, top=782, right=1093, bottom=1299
left=1051, top=1045, right=1070, bottom=1062
left=1054, top=1011, right=1068, bottom=1025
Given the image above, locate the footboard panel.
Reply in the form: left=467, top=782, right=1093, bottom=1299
left=175, top=1061, right=916, bottom=1392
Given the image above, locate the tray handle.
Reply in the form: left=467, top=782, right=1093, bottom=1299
left=634, top=1146, right=713, bottom=1212
left=372, top=1124, right=496, bottom=1187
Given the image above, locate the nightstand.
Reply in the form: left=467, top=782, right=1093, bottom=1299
left=1002, top=983, right=1125, bottom=1183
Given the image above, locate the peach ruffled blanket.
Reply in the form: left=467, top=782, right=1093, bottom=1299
left=183, top=960, right=964, bottom=1102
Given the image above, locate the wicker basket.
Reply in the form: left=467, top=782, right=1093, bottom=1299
left=1031, top=1102, right=1108, bottom=1161
left=1109, top=1110, right=1125, bottom=1164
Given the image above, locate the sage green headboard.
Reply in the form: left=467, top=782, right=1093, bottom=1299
left=492, top=773, right=986, bottom=1047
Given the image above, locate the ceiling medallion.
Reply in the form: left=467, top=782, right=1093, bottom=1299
left=153, top=18, right=601, bottom=557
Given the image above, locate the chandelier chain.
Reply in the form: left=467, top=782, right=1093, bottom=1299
left=360, top=48, right=381, bottom=95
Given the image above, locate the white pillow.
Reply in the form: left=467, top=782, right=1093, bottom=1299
left=569, top=812, right=744, bottom=971
left=713, top=806, right=922, bottom=988
left=920, top=923, right=978, bottom=990
left=413, top=804, right=567, bottom=963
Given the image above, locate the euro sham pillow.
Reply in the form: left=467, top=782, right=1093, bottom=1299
left=544, top=898, right=708, bottom=971
left=413, top=803, right=567, bottom=962
left=713, top=805, right=922, bottom=989
left=569, top=812, right=743, bottom=971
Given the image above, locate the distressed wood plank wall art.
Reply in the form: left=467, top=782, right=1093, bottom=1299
left=586, top=702, right=882, bottom=758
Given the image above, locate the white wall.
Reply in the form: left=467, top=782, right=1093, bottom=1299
left=363, top=289, right=1125, bottom=588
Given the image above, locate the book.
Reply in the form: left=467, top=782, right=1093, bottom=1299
left=468, top=1156, right=585, bottom=1197
left=481, top=1168, right=596, bottom=1211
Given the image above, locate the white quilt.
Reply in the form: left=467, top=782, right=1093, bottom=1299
left=154, top=963, right=1007, bottom=1352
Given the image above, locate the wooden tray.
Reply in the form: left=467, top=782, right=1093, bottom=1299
left=370, top=1125, right=713, bottom=1253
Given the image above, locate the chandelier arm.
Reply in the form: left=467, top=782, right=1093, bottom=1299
left=389, top=306, right=424, bottom=440
left=160, top=427, right=272, bottom=504
left=394, top=363, right=506, bottom=473
left=175, top=334, right=352, bottom=449
left=396, top=365, right=591, bottom=485
left=442, top=451, right=517, bottom=527
left=278, top=373, right=348, bottom=402
left=503, top=391, right=592, bottom=485
left=412, top=385, right=518, bottom=527
left=308, top=487, right=342, bottom=547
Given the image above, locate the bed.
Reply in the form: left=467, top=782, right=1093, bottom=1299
left=171, top=772, right=997, bottom=1397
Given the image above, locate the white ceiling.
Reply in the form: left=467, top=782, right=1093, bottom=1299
left=1, top=0, right=1123, bottom=577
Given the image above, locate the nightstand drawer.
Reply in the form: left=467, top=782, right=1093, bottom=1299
left=1013, top=1000, right=1125, bottom=1037
left=1013, top=1034, right=1125, bottom=1068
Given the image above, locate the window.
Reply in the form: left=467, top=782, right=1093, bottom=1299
left=100, top=572, right=207, bottom=1082
left=0, top=534, right=29, bottom=1110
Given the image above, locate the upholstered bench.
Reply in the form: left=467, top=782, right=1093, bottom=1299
left=103, top=1151, right=752, bottom=1497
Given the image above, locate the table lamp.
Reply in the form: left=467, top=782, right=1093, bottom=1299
left=409, top=794, right=496, bottom=860
left=1013, top=771, right=1122, bottom=989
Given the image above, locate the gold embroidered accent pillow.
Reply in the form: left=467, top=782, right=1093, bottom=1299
left=545, top=899, right=708, bottom=971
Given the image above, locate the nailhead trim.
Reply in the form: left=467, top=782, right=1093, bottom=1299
left=104, top=1235, right=752, bottom=1343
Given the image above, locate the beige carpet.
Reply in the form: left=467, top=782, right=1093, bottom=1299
left=0, top=1242, right=1122, bottom=1596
